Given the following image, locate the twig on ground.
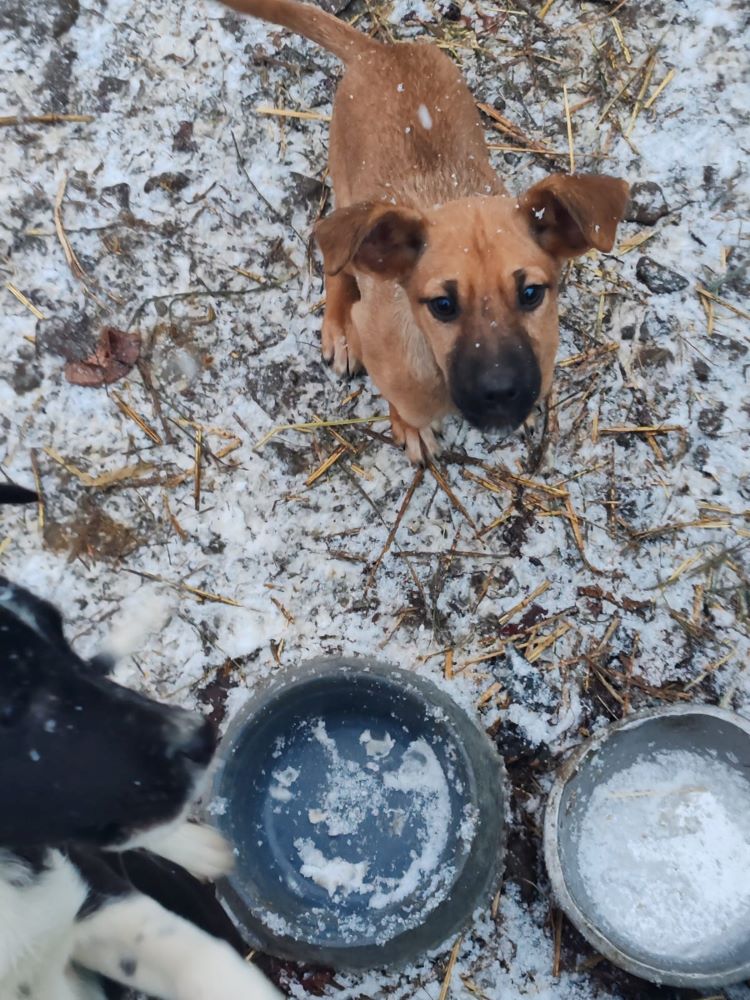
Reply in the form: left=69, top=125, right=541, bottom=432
left=0, top=113, right=94, bottom=126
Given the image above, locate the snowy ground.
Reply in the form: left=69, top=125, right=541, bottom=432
left=1, top=0, right=749, bottom=996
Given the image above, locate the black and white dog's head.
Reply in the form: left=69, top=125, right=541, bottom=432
left=0, top=576, right=215, bottom=850
left=0, top=488, right=282, bottom=1000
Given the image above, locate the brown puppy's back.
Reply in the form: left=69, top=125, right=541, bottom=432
left=330, top=44, right=502, bottom=207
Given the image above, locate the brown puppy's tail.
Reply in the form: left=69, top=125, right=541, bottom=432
left=219, top=0, right=380, bottom=62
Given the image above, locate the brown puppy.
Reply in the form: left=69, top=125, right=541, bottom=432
left=221, top=0, right=629, bottom=462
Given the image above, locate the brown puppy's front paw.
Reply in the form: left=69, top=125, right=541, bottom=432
left=523, top=402, right=544, bottom=435
left=344, top=346, right=364, bottom=377
left=389, top=405, right=441, bottom=464
left=321, top=317, right=346, bottom=372
left=321, top=320, right=363, bottom=377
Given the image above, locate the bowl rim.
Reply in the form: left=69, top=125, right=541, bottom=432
left=205, top=654, right=508, bottom=970
left=543, top=703, right=750, bottom=989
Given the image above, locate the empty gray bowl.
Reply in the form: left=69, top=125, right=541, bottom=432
left=206, top=656, right=507, bottom=969
left=544, top=705, right=750, bottom=989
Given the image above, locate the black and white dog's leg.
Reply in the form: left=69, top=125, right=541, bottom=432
left=73, top=894, right=283, bottom=1000
left=124, top=820, right=235, bottom=882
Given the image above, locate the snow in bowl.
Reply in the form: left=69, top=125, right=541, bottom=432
left=544, top=705, right=750, bottom=989
left=205, top=656, right=507, bottom=969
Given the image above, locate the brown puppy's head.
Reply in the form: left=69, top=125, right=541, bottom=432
left=316, top=173, right=629, bottom=431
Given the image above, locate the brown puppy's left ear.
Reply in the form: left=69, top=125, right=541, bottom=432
left=519, top=174, right=630, bottom=258
left=315, top=202, right=425, bottom=280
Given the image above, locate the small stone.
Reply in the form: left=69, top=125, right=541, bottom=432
left=38, top=309, right=94, bottom=360
left=494, top=719, right=544, bottom=761
left=636, top=256, right=689, bottom=294
left=97, top=75, right=127, bottom=111
left=267, top=440, right=309, bottom=476
left=698, top=403, right=726, bottom=438
left=144, top=171, right=190, bottom=195
left=218, top=12, right=243, bottom=38
left=710, top=333, right=747, bottom=361
left=639, top=309, right=678, bottom=342
left=625, top=181, right=668, bottom=225
left=636, top=345, right=673, bottom=369
left=101, top=182, right=130, bottom=211
left=41, top=45, right=75, bottom=113
left=289, top=171, right=325, bottom=204
left=692, top=444, right=710, bottom=472
left=724, top=245, right=750, bottom=299
left=53, top=0, right=79, bottom=38
left=172, top=120, right=197, bottom=153
left=693, top=358, right=710, bottom=383
left=12, top=362, right=42, bottom=395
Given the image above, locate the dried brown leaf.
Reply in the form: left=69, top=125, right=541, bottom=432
left=64, top=327, right=140, bottom=387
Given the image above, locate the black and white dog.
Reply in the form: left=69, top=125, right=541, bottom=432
left=0, top=497, right=282, bottom=999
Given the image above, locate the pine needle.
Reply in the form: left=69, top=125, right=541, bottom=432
left=306, top=444, right=348, bottom=486
left=428, top=461, right=477, bottom=532
left=0, top=113, right=94, bottom=126
left=498, top=580, right=551, bottom=627
left=53, top=174, right=87, bottom=282
left=696, top=286, right=750, bottom=322
left=43, top=447, right=155, bottom=488
left=563, top=83, right=575, bottom=173
left=255, top=415, right=388, bottom=450
left=643, top=68, right=676, bottom=109
left=129, top=569, right=244, bottom=607
left=610, top=16, right=632, bottom=64
left=255, top=106, right=331, bottom=122
left=366, top=466, right=424, bottom=588
left=538, top=0, right=556, bottom=19
left=6, top=282, right=45, bottom=319
left=112, top=392, right=163, bottom=445
left=438, top=936, right=464, bottom=1000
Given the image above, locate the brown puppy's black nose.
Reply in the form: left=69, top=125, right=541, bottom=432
left=477, top=366, right=523, bottom=408
left=450, top=333, right=541, bottom=430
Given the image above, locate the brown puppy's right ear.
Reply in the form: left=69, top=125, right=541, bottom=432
left=520, top=173, right=630, bottom=258
left=315, top=202, right=425, bottom=280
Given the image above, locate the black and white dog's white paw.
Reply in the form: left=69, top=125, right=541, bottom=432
left=129, top=821, right=235, bottom=882
left=74, top=894, right=284, bottom=1000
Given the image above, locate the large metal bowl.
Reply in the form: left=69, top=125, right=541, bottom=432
left=544, top=705, right=750, bottom=989
left=206, top=656, right=507, bottom=970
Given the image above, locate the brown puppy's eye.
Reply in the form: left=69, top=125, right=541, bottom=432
left=426, top=294, right=460, bottom=322
left=519, top=284, right=546, bottom=310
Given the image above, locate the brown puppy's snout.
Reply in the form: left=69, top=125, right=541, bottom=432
left=450, top=332, right=541, bottom=430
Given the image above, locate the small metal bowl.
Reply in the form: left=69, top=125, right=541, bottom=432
left=544, top=705, right=750, bottom=989
left=206, top=656, right=507, bottom=970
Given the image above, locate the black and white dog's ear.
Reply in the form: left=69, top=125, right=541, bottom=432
left=0, top=483, right=38, bottom=504
left=87, top=652, right=117, bottom=676
left=0, top=577, right=68, bottom=647
left=0, top=577, right=114, bottom=675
